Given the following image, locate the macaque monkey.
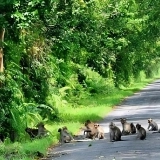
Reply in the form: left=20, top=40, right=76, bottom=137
left=80, top=127, right=91, bottom=138
left=136, top=123, right=146, bottom=140
left=25, top=122, right=47, bottom=138
left=130, top=123, right=136, bottom=134
left=58, top=126, right=74, bottom=143
left=120, top=118, right=136, bottom=135
left=25, top=128, right=38, bottom=138
left=109, top=122, right=122, bottom=142
left=84, top=120, right=98, bottom=139
left=148, top=118, right=158, bottom=131
left=36, top=122, right=48, bottom=137
left=94, top=123, right=105, bottom=139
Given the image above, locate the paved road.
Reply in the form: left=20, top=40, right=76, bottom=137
left=45, top=79, right=160, bottom=160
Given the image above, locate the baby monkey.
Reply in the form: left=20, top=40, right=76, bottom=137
left=94, top=123, right=105, bottom=139
left=120, top=118, right=136, bottom=135
left=148, top=118, right=158, bottom=131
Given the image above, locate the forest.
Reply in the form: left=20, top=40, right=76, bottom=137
left=0, top=0, right=160, bottom=159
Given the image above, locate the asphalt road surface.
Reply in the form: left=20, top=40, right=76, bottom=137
left=44, top=79, right=160, bottom=160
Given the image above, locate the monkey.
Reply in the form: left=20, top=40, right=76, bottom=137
left=120, top=118, right=136, bottom=135
left=82, top=125, right=92, bottom=137
left=36, top=122, right=48, bottom=137
left=83, top=129, right=92, bottom=138
left=79, top=126, right=92, bottom=138
left=109, top=122, right=122, bottom=142
left=130, top=123, right=136, bottom=134
left=136, top=123, right=146, bottom=140
left=94, top=123, right=105, bottom=139
left=25, top=128, right=38, bottom=138
left=25, top=122, right=47, bottom=139
left=58, top=126, right=74, bottom=143
left=83, top=120, right=98, bottom=139
left=147, top=118, right=158, bottom=131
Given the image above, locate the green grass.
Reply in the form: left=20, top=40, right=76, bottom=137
left=0, top=137, right=56, bottom=160
left=0, top=75, right=159, bottom=160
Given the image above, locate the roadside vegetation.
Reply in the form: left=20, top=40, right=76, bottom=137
left=0, top=72, right=159, bottom=160
left=0, top=0, right=160, bottom=159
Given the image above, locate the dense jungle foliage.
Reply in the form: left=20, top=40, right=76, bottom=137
left=0, top=0, right=160, bottom=145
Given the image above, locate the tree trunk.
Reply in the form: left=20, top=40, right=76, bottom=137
left=0, top=28, right=5, bottom=72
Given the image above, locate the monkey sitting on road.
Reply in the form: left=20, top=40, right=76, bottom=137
left=94, top=123, right=105, bottom=139
left=130, top=123, right=136, bottom=134
left=83, top=120, right=98, bottom=139
left=136, top=123, right=146, bottom=140
left=148, top=118, right=158, bottom=131
left=120, top=118, right=136, bottom=135
left=109, top=122, right=122, bottom=142
left=58, top=126, right=74, bottom=143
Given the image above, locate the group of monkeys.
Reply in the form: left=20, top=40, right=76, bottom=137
left=58, top=118, right=159, bottom=143
left=24, top=118, right=159, bottom=142
left=58, top=121, right=106, bottom=143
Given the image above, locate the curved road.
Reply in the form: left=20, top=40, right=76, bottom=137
left=45, top=79, right=160, bottom=160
